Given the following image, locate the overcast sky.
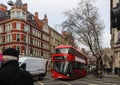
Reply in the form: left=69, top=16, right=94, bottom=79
left=0, top=0, right=110, bottom=48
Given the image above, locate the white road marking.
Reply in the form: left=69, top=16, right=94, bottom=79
left=58, top=81, right=72, bottom=85
left=38, top=81, right=44, bottom=85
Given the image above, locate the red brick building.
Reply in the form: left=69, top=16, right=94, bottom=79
left=0, top=0, right=50, bottom=58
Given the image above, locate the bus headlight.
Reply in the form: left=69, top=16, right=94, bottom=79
left=67, top=74, right=69, bottom=77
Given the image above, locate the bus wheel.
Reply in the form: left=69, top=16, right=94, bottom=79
left=39, top=74, right=44, bottom=80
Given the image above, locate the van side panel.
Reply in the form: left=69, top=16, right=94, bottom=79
left=19, top=57, right=47, bottom=76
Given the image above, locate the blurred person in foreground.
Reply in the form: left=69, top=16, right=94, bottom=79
left=0, top=48, right=34, bottom=85
left=0, top=53, right=3, bottom=68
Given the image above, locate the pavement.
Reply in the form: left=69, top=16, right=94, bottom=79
left=88, top=73, right=120, bottom=78
left=103, top=73, right=120, bottom=78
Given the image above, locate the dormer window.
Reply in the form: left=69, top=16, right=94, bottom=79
left=11, top=10, right=26, bottom=20
left=22, top=12, right=25, bottom=19
left=16, top=11, right=20, bottom=19
left=12, top=11, right=15, bottom=18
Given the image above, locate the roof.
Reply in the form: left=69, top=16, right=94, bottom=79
left=15, top=0, right=23, bottom=7
left=55, top=45, right=72, bottom=49
left=0, top=10, right=10, bottom=21
left=55, top=45, right=86, bottom=57
left=19, top=56, right=47, bottom=62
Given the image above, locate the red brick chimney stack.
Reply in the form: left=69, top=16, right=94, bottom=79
left=0, top=4, right=7, bottom=12
left=44, top=14, right=48, bottom=23
left=34, top=12, right=38, bottom=21
left=62, top=31, right=67, bottom=36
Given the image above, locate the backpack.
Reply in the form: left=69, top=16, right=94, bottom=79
left=11, top=68, right=34, bottom=85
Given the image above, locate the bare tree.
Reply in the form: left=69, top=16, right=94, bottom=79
left=62, top=0, right=104, bottom=77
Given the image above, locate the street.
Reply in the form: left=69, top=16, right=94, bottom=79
left=34, top=72, right=120, bottom=85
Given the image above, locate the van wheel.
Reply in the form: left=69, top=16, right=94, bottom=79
left=39, top=74, right=44, bottom=80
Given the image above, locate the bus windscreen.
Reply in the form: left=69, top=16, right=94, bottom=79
left=53, top=61, right=69, bottom=74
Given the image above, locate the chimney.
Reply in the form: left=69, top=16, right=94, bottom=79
left=44, top=14, right=48, bottom=23
left=34, top=12, right=38, bottom=21
left=23, top=3, right=27, bottom=11
left=62, top=31, right=67, bottom=36
left=0, top=4, right=7, bottom=12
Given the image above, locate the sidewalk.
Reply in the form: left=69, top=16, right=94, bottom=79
left=88, top=73, right=120, bottom=78
left=103, top=73, right=120, bottom=78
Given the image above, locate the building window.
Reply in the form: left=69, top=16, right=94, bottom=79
left=24, top=47, right=26, bottom=55
left=28, top=37, right=30, bottom=44
left=24, top=25, right=27, bottom=32
left=0, top=36, right=3, bottom=44
left=24, top=24, right=30, bottom=32
left=51, top=31, right=53, bottom=37
left=22, top=12, right=25, bottom=20
left=118, top=32, right=120, bottom=42
left=35, top=39, right=36, bottom=46
left=43, top=42, right=49, bottom=50
left=0, top=25, right=4, bottom=33
left=33, top=48, right=35, bottom=56
left=6, top=23, right=12, bottom=32
left=33, top=39, right=34, bottom=45
left=16, top=22, right=21, bottom=30
left=43, top=34, right=49, bottom=41
left=16, top=11, right=20, bottom=19
left=16, top=34, right=20, bottom=41
left=35, top=30, right=37, bottom=36
left=39, top=32, right=41, bottom=38
left=43, top=51, right=49, bottom=58
left=6, top=35, right=12, bottom=42
left=16, top=46, right=20, bottom=54
left=43, top=23, right=49, bottom=34
left=11, top=11, right=15, bottom=18
left=32, top=29, right=35, bottom=35
left=11, top=10, right=26, bottom=20
left=24, top=35, right=26, bottom=42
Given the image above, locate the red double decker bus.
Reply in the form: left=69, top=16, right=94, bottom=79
left=51, top=45, right=87, bottom=79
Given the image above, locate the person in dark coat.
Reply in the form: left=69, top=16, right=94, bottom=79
left=0, top=48, right=34, bottom=85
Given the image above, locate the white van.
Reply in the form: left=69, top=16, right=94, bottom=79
left=19, top=57, right=48, bottom=80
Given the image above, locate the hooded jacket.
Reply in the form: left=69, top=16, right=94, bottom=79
left=0, top=60, right=33, bottom=85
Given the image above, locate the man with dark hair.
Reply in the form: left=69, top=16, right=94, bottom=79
left=0, top=48, right=34, bottom=85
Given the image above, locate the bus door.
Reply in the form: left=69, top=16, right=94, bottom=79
left=74, top=62, right=82, bottom=78
left=67, top=62, right=74, bottom=78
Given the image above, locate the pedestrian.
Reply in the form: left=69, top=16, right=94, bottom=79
left=0, top=53, right=3, bottom=61
left=0, top=48, right=34, bottom=85
left=0, top=53, right=3, bottom=68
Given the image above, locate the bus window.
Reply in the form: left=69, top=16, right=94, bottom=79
left=74, top=62, right=77, bottom=70
left=78, top=64, right=81, bottom=70
left=53, top=61, right=69, bottom=74
left=68, top=48, right=75, bottom=54
left=54, top=48, right=69, bottom=54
